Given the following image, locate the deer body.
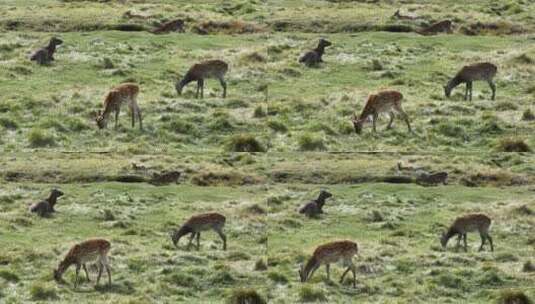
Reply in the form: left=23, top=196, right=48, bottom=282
left=152, top=19, right=185, bottom=34
left=299, top=241, right=359, bottom=288
left=29, top=189, right=64, bottom=217
left=96, top=83, right=143, bottom=130
left=441, top=213, right=493, bottom=252
left=444, top=62, right=497, bottom=101
left=299, top=39, right=332, bottom=67
left=352, top=90, right=412, bottom=134
left=299, top=190, right=333, bottom=217
left=176, top=60, right=228, bottom=98
left=30, top=37, right=63, bottom=65
left=171, top=212, right=227, bottom=250
left=54, top=239, right=111, bottom=288
left=418, top=20, right=453, bottom=35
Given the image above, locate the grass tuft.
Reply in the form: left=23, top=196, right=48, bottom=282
left=227, top=288, right=266, bottom=304
left=496, top=138, right=531, bottom=152
left=298, top=133, right=326, bottom=151
left=299, top=285, right=327, bottom=302
left=498, top=290, right=532, bottom=304
left=226, top=134, right=265, bottom=152
left=27, top=128, right=56, bottom=147
left=30, top=282, right=58, bottom=300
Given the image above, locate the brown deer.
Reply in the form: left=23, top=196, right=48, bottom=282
left=351, top=90, right=412, bottom=134
left=53, top=239, right=112, bottom=288
left=440, top=213, right=494, bottom=252
left=299, top=240, right=359, bottom=288
left=151, top=19, right=185, bottom=34
left=444, top=62, right=497, bottom=101
left=299, top=38, right=332, bottom=67
left=417, top=20, right=453, bottom=35
left=175, top=60, right=228, bottom=98
left=170, top=212, right=227, bottom=250
left=30, top=37, right=63, bottom=65
left=29, top=189, right=64, bottom=217
left=95, top=83, right=143, bottom=130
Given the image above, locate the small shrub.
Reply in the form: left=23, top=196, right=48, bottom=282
left=436, top=123, right=466, bottom=138
left=166, top=120, right=198, bottom=135
left=226, top=134, right=265, bottom=152
left=227, top=288, right=266, bottom=304
left=370, top=59, right=384, bottom=71
left=267, top=120, right=288, bottom=133
left=253, top=105, right=266, bottom=118
left=299, top=285, right=327, bottom=302
left=166, top=273, right=198, bottom=288
left=298, top=133, right=326, bottom=151
left=254, top=259, right=267, bottom=271
left=495, top=101, right=518, bottom=111
left=521, top=108, right=534, bottom=121
left=496, top=138, right=531, bottom=152
left=267, top=271, right=288, bottom=284
left=0, top=270, right=19, bottom=283
left=30, top=283, right=57, bottom=300
left=0, top=116, right=18, bottom=130
left=523, top=261, right=535, bottom=272
left=27, top=128, right=56, bottom=147
left=498, top=290, right=532, bottom=304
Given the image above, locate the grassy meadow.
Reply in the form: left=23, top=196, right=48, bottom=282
left=0, top=0, right=534, bottom=303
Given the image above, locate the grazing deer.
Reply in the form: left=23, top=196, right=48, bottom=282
left=53, top=239, right=112, bottom=288
left=299, top=190, right=333, bottom=218
left=29, top=189, right=64, bottom=217
left=417, top=20, right=453, bottom=35
left=175, top=60, right=228, bottom=98
left=440, top=213, right=493, bottom=252
left=96, top=83, right=143, bottom=130
left=351, top=90, right=412, bottom=134
left=30, top=37, right=63, bottom=65
left=444, top=62, right=497, bottom=101
left=299, top=240, right=359, bottom=288
left=299, top=38, right=332, bottom=67
left=392, top=9, right=418, bottom=20
left=170, top=212, right=227, bottom=250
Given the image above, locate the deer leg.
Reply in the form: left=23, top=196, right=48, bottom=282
left=468, top=82, right=473, bottom=101
left=134, top=102, right=143, bottom=130
left=187, top=233, right=195, bottom=250
left=199, top=79, right=204, bottom=99
left=351, top=264, right=356, bottom=288
left=96, top=261, right=103, bottom=285
left=372, top=113, right=378, bottom=133
left=106, top=263, right=111, bottom=286
left=488, top=80, right=496, bottom=100
left=83, top=264, right=91, bottom=282
left=325, top=264, right=330, bottom=281
left=74, top=263, right=81, bottom=288
left=219, top=77, right=227, bottom=98
left=195, top=81, right=200, bottom=98
left=386, top=112, right=394, bottom=130
left=114, top=108, right=120, bottom=129
left=308, top=264, right=319, bottom=281
left=215, top=227, right=227, bottom=250
left=340, top=267, right=351, bottom=283
left=456, top=234, right=462, bottom=248
left=487, top=234, right=494, bottom=252
left=130, top=104, right=135, bottom=128
left=196, top=232, right=201, bottom=250
left=478, top=232, right=486, bottom=251
left=463, top=233, right=468, bottom=252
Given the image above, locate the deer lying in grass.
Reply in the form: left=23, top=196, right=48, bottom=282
left=392, top=9, right=418, bottom=20
left=29, top=189, right=63, bottom=217
left=299, top=38, right=332, bottom=67
left=440, top=213, right=494, bottom=252
left=175, top=60, right=228, bottom=98
left=96, top=83, right=143, bottom=130
left=299, top=190, right=333, bottom=218
left=299, top=240, right=359, bottom=288
left=30, top=37, right=63, bottom=65
left=54, top=239, right=112, bottom=288
left=171, top=212, right=227, bottom=250
left=444, top=62, right=497, bottom=101
left=418, top=20, right=453, bottom=35
left=352, top=90, right=412, bottom=134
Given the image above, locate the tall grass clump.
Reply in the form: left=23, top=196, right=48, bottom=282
left=227, top=288, right=266, bottom=304
left=30, top=283, right=57, bottom=300
left=226, top=134, right=265, bottom=152
left=27, top=128, right=56, bottom=147
left=496, top=138, right=531, bottom=152
left=521, top=108, right=534, bottom=121
left=497, top=290, right=532, bottom=304
left=298, top=133, right=326, bottom=151
left=299, top=285, right=327, bottom=302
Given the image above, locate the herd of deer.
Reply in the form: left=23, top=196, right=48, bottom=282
left=23, top=10, right=504, bottom=292
left=32, top=22, right=498, bottom=135
left=36, top=189, right=493, bottom=289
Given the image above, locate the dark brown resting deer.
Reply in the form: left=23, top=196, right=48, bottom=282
left=96, top=83, right=143, bottom=130
left=30, top=37, right=63, bottom=65
left=299, top=190, right=333, bottom=218
left=29, top=189, right=64, bottom=217
left=54, top=239, right=112, bottom=288
left=299, top=38, right=332, bottom=67
left=444, top=62, right=497, bottom=101
left=175, top=60, right=228, bottom=98
left=352, top=90, right=412, bottom=134
left=417, top=20, right=453, bottom=35
left=299, top=240, right=359, bottom=288
left=171, top=212, right=227, bottom=250
left=440, top=213, right=494, bottom=252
